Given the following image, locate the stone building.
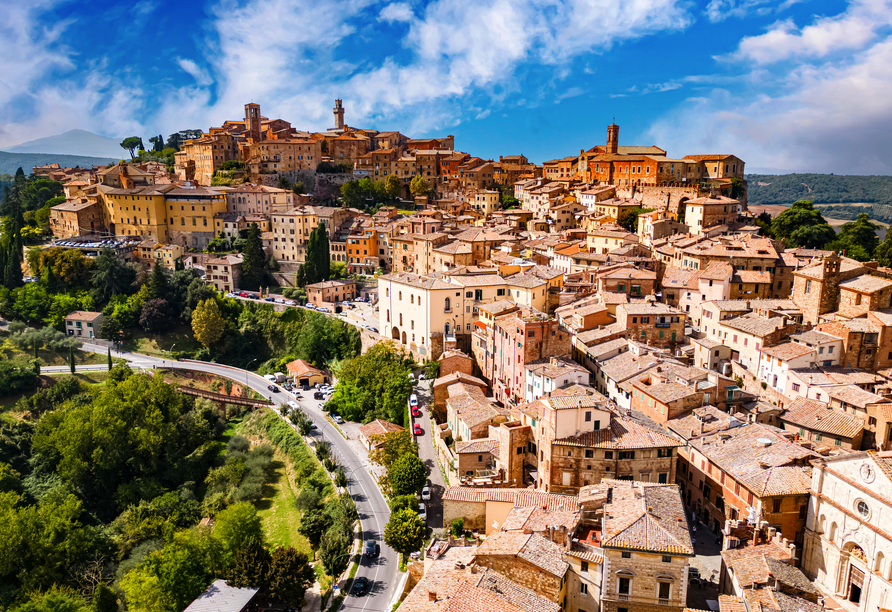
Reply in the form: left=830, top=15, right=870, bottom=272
left=615, top=302, right=686, bottom=348
left=49, top=199, right=104, bottom=238
left=205, top=253, right=243, bottom=293
left=778, top=397, right=865, bottom=450
left=678, top=422, right=816, bottom=540
left=473, top=532, right=569, bottom=602
left=579, top=480, right=695, bottom=612
left=305, top=279, right=356, bottom=306
left=802, top=451, right=892, bottom=612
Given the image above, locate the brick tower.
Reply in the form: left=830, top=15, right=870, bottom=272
left=333, top=99, right=345, bottom=130
left=606, top=123, right=619, bottom=154
left=244, top=103, right=261, bottom=143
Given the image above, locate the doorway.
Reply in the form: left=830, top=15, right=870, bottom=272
left=849, top=566, right=864, bottom=604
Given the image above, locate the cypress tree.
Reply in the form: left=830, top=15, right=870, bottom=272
left=69, top=345, right=75, bottom=374
left=108, top=347, right=113, bottom=370
left=305, top=228, right=318, bottom=284
left=316, top=222, right=330, bottom=281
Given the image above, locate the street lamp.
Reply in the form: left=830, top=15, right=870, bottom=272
left=247, top=358, right=258, bottom=386
left=169, top=343, right=177, bottom=361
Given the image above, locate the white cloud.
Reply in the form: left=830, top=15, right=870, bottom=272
left=177, top=58, right=213, bottom=86
left=378, top=2, right=414, bottom=22
left=151, top=0, right=694, bottom=137
left=721, top=0, right=892, bottom=64
left=646, top=38, right=892, bottom=174
left=555, top=86, right=585, bottom=103
left=704, top=0, right=801, bottom=23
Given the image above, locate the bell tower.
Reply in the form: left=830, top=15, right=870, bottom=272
left=333, top=99, right=345, bottom=130
left=606, top=122, right=619, bottom=154
left=244, top=103, right=261, bottom=143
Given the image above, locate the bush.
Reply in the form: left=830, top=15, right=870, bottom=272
left=450, top=517, right=464, bottom=537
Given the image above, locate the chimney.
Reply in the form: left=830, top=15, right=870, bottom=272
left=429, top=592, right=438, bottom=602
left=470, top=565, right=478, bottom=574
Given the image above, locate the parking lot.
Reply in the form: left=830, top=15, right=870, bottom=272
left=227, top=292, right=379, bottom=333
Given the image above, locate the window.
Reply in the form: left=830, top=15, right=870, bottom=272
left=773, top=499, right=781, bottom=513
left=792, top=383, right=800, bottom=392
left=605, top=451, right=614, bottom=459
left=585, top=411, right=591, bottom=422
left=581, top=561, right=589, bottom=572
left=444, top=297, right=451, bottom=312
left=585, top=450, right=593, bottom=458
left=658, top=581, right=671, bottom=602
left=621, top=551, right=631, bottom=559
left=580, top=583, right=588, bottom=594
left=662, top=555, right=672, bottom=563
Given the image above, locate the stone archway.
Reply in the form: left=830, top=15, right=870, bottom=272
left=392, top=327, right=400, bottom=341
left=838, top=542, right=868, bottom=604
left=401, top=331, right=407, bottom=345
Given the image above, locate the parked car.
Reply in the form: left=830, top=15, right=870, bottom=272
left=369, top=327, right=378, bottom=333
left=333, top=415, right=344, bottom=424
left=285, top=300, right=296, bottom=306
left=365, top=541, right=378, bottom=558
left=264, top=297, right=275, bottom=302
left=302, top=384, right=310, bottom=391
left=267, top=385, right=279, bottom=393
left=314, top=391, right=323, bottom=400
left=413, top=423, right=422, bottom=435
left=287, top=401, right=299, bottom=411
left=239, top=292, right=248, bottom=297
left=275, top=298, right=285, bottom=304
left=351, top=577, right=368, bottom=596
left=421, top=485, right=430, bottom=501
left=418, top=503, right=426, bottom=521
left=411, top=409, right=421, bottom=418
left=409, top=394, right=418, bottom=407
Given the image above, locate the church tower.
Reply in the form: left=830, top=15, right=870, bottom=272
left=606, top=123, right=619, bottom=154
left=244, top=103, right=261, bottom=143
left=333, top=99, right=345, bottom=130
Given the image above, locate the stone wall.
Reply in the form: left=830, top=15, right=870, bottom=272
left=474, top=555, right=563, bottom=601
left=601, top=549, right=689, bottom=612
left=442, top=498, right=485, bottom=531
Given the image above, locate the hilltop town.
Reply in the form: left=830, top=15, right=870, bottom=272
left=3, top=99, right=890, bottom=612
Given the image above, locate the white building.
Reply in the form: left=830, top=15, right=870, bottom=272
left=758, top=342, right=817, bottom=395
left=524, top=357, right=591, bottom=402
left=802, top=451, right=892, bottom=612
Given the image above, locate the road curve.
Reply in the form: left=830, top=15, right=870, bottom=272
left=78, top=343, right=400, bottom=612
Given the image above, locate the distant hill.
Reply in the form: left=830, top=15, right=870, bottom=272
left=5, top=129, right=124, bottom=158
left=0, top=151, right=119, bottom=176
left=746, top=173, right=892, bottom=206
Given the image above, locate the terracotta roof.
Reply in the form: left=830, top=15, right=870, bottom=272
left=358, top=419, right=403, bottom=439
left=598, top=481, right=694, bottom=554
left=64, top=310, right=103, bottom=322
left=442, top=487, right=579, bottom=512
left=553, top=416, right=683, bottom=449
left=455, top=438, right=499, bottom=454
left=839, top=275, right=892, bottom=294
left=782, top=398, right=864, bottom=438
left=474, top=532, right=569, bottom=578
left=285, top=358, right=324, bottom=377
left=760, top=342, right=815, bottom=361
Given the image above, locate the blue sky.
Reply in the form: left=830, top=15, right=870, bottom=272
left=2, top=0, right=891, bottom=173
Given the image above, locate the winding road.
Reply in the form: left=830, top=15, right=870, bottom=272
left=76, top=342, right=401, bottom=612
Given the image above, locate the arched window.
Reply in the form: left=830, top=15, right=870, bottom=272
left=829, top=522, right=838, bottom=545
left=444, top=297, right=451, bottom=312
left=398, top=291, right=402, bottom=300
left=876, top=551, right=885, bottom=574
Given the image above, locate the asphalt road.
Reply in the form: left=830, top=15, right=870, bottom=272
left=77, top=343, right=400, bottom=612
left=409, top=381, right=446, bottom=531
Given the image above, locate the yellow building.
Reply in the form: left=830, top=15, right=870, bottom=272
left=165, top=186, right=228, bottom=248
left=98, top=184, right=173, bottom=242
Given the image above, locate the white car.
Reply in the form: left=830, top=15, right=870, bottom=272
left=418, top=502, right=426, bottom=521
left=287, top=401, right=299, bottom=411
left=285, top=300, right=296, bottom=306
left=421, top=486, right=430, bottom=501
left=275, top=298, right=285, bottom=304
left=409, top=394, right=418, bottom=407
left=333, top=415, right=344, bottom=424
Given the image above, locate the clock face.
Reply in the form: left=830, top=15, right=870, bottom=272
left=861, top=463, right=875, bottom=484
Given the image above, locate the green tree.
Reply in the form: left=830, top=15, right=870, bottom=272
left=616, top=206, right=654, bottom=233
left=69, top=344, right=75, bottom=374
left=368, top=429, right=417, bottom=471
left=227, top=537, right=271, bottom=590
left=826, top=212, right=880, bottom=261
left=192, top=299, right=225, bottom=348
left=91, top=249, right=136, bottom=302
left=147, top=260, right=170, bottom=300
left=148, top=135, right=164, bottom=152
left=389, top=494, right=419, bottom=515
left=450, top=517, right=464, bottom=537
left=384, top=174, right=401, bottom=199
left=319, top=528, right=351, bottom=577
left=770, top=200, right=837, bottom=248
left=10, top=589, right=88, bottom=612
left=875, top=231, right=892, bottom=267
left=297, top=509, right=330, bottom=549
left=120, top=138, right=142, bottom=158
left=214, top=502, right=263, bottom=564
left=314, top=222, right=330, bottom=281
left=267, top=546, right=315, bottom=605
left=107, top=347, right=113, bottom=370
left=91, top=583, right=118, bottom=612
left=139, top=298, right=174, bottom=333
left=384, top=507, right=426, bottom=557
left=409, top=175, right=430, bottom=198
left=240, top=224, right=266, bottom=290
left=387, top=452, right=427, bottom=497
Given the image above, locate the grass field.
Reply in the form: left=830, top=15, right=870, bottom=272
left=122, top=324, right=202, bottom=358
left=256, top=449, right=313, bottom=557
left=0, top=342, right=111, bottom=367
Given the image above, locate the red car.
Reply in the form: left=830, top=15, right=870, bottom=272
left=412, top=409, right=421, bottom=418
left=413, top=424, right=422, bottom=435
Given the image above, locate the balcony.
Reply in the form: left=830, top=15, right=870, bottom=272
left=659, top=599, right=671, bottom=606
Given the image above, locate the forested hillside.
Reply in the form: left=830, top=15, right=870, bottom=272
left=746, top=173, right=892, bottom=206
